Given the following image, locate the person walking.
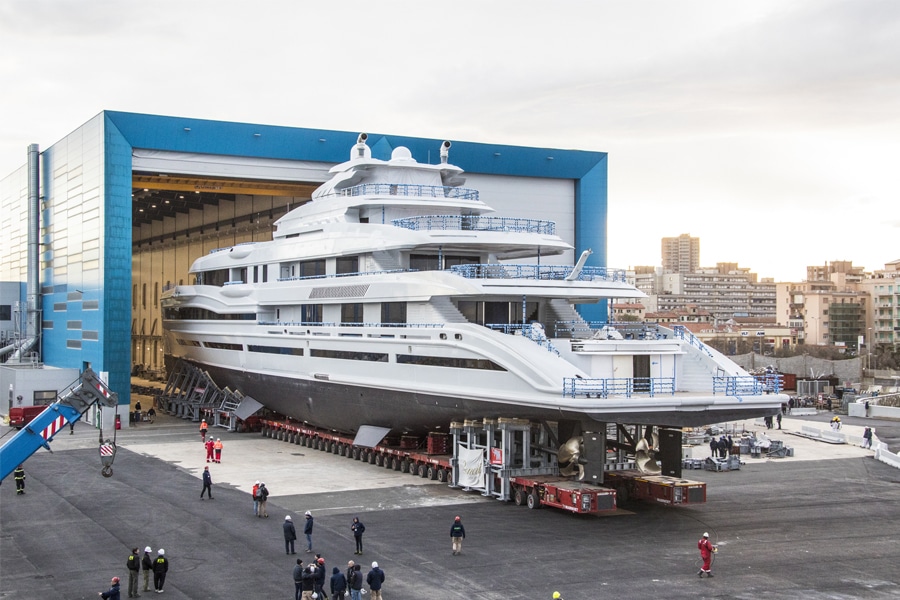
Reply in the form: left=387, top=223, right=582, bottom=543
left=697, top=532, right=716, bottom=577
left=863, top=426, right=874, bottom=449
left=213, top=438, right=223, bottom=463
left=330, top=565, right=347, bottom=600
left=200, top=466, right=214, bottom=500
left=99, top=576, right=122, bottom=600
left=450, top=515, right=466, bottom=555
left=199, top=419, right=208, bottom=442
left=205, top=438, right=215, bottom=463
left=303, top=511, right=314, bottom=552
left=152, top=548, right=169, bottom=593
left=292, top=559, right=305, bottom=600
left=348, top=564, right=363, bottom=600
left=366, top=561, right=385, bottom=600
left=141, top=547, right=153, bottom=593
left=257, top=482, right=269, bottom=517
left=252, top=480, right=260, bottom=516
left=284, top=515, right=298, bottom=554
left=13, top=464, right=25, bottom=495
left=351, top=517, right=365, bottom=555
left=314, top=557, right=328, bottom=599
left=776, top=412, right=782, bottom=430
left=126, top=547, right=141, bottom=598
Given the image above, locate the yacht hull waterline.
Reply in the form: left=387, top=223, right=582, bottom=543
left=162, top=134, right=785, bottom=438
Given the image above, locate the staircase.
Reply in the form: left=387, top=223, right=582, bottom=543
left=546, top=299, right=589, bottom=338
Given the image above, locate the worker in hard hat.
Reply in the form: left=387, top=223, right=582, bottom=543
left=552, top=592, right=564, bottom=600
left=698, top=532, right=717, bottom=577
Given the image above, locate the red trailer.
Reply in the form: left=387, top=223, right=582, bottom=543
left=509, top=475, right=617, bottom=514
left=604, top=470, right=706, bottom=505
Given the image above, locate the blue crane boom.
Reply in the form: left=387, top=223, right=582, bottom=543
left=0, top=368, right=119, bottom=481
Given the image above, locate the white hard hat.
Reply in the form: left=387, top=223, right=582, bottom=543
left=144, top=546, right=151, bottom=553
left=702, top=532, right=709, bottom=538
left=158, top=549, right=165, bottom=555
left=285, top=515, right=292, bottom=520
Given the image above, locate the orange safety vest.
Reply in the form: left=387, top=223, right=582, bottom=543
left=214, top=440, right=223, bottom=450
left=200, top=421, right=208, bottom=430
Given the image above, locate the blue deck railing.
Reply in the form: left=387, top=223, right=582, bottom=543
left=450, top=264, right=627, bottom=283
left=392, top=215, right=555, bottom=235
left=487, top=323, right=559, bottom=355
left=337, top=183, right=480, bottom=201
left=563, top=377, right=676, bottom=399
left=713, top=375, right=783, bottom=395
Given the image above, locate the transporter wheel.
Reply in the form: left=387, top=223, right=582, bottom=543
left=527, top=492, right=542, bottom=510
left=391, top=457, right=401, bottom=471
left=513, top=487, right=526, bottom=506
left=368, top=451, right=377, bottom=464
left=409, top=463, right=418, bottom=476
left=400, top=460, right=410, bottom=473
left=375, top=454, right=384, bottom=467
left=426, top=466, right=436, bottom=480
left=420, top=465, right=430, bottom=478
left=260, top=426, right=268, bottom=437
left=436, top=468, right=448, bottom=483
left=352, top=447, right=361, bottom=460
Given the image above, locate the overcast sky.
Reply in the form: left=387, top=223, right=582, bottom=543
left=1, top=0, right=897, bottom=282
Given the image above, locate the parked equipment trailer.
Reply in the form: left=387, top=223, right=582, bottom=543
left=509, top=475, right=617, bottom=514
left=604, top=470, right=706, bottom=505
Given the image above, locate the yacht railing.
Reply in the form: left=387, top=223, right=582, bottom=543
left=563, top=377, right=676, bottom=399
left=276, top=268, right=415, bottom=282
left=257, top=321, right=444, bottom=329
left=713, top=375, right=783, bottom=395
left=338, top=183, right=480, bottom=201
left=671, top=325, right=714, bottom=357
left=450, top=264, right=627, bottom=283
left=555, top=321, right=670, bottom=340
left=486, top=323, right=559, bottom=355
left=392, top=215, right=555, bottom=235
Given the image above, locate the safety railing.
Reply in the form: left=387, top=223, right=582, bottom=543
left=487, top=323, right=559, bottom=355
left=672, top=325, right=714, bottom=357
left=450, top=264, right=628, bottom=283
left=713, top=375, right=783, bottom=395
left=392, top=215, right=555, bottom=235
left=563, top=377, right=676, bottom=399
left=337, top=183, right=480, bottom=201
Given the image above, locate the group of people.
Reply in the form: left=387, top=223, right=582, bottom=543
left=282, top=511, right=315, bottom=554
left=293, top=557, right=385, bottom=600
left=709, top=435, right=734, bottom=459
left=201, top=422, right=223, bottom=463
left=101, top=546, right=168, bottom=598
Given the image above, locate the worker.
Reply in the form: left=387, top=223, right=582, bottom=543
left=126, top=547, right=140, bottom=598
left=450, top=515, right=466, bottom=555
left=552, top=593, right=564, bottom=600
left=141, top=547, right=153, bottom=593
left=205, top=437, right=215, bottom=463
left=697, top=532, right=716, bottom=577
left=213, top=438, right=223, bottom=463
left=201, top=466, right=214, bottom=499
left=153, top=549, right=168, bottom=593
left=199, top=419, right=208, bottom=442
left=99, top=576, right=121, bottom=599
left=14, top=464, right=25, bottom=495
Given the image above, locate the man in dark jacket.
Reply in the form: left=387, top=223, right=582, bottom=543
left=200, top=466, right=213, bottom=499
left=366, top=561, right=385, bottom=600
left=13, top=465, right=25, bottom=495
left=257, top=482, right=269, bottom=518
left=348, top=564, right=363, bottom=600
left=330, top=566, right=347, bottom=600
left=126, top=547, right=141, bottom=598
left=450, top=515, right=466, bottom=555
left=141, top=547, right=153, bottom=593
left=314, top=556, right=328, bottom=599
left=292, top=559, right=304, bottom=600
left=300, top=562, right=318, bottom=599
left=284, top=515, right=297, bottom=554
left=152, top=549, right=168, bottom=593
left=351, top=517, right=365, bottom=555
left=99, top=576, right=121, bottom=600
left=304, top=511, right=314, bottom=552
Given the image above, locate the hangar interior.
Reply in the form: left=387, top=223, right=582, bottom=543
left=130, top=165, right=319, bottom=376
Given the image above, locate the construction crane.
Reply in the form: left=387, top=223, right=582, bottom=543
left=0, top=367, right=120, bottom=481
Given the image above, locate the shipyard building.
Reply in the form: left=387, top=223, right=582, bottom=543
left=0, top=111, right=611, bottom=407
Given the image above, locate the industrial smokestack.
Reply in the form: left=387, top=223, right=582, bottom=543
left=9, top=144, right=41, bottom=362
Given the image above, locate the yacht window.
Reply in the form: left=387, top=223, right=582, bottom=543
left=341, top=303, right=364, bottom=324
left=443, top=255, right=480, bottom=268
left=204, top=341, right=243, bottom=350
left=396, top=354, right=506, bottom=371
left=381, top=302, right=407, bottom=325
left=337, top=256, right=359, bottom=275
left=310, top=349, right=388, bottom=362
left=248, top=345, right=304, bottom=356
left=410, top=254, right=440, bottom=272
left=300, top=260, right=326, bottom=278
left=302, top=304, right=323, bottom=323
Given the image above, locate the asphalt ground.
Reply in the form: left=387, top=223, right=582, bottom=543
left=2, top=409, right=900, bottom=600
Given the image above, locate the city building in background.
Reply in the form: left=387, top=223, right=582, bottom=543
left=661, top=233, right=700, bottom=274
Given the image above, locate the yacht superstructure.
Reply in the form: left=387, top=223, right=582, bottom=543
left=162, top=135, right=784, bottom=438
